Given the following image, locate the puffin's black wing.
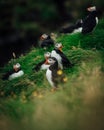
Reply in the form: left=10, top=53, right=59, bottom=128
left=49, top=58, right=59, bottom=87
left=40, top=39, right=54, bottom=48
left=61, top=54, right=73, bottom=68
left=82, top=11, right=97, bottom=34
left=32, top=60, right=45, bottom=72
left=2, top=70, right=15, bottom=80
left=52, top=69, right=58, bottom=87
left=75, top=19, right=83, bottom=28
left=56, top=49, right=73, bottom=68
left=59, top=24, right=76, bottom=34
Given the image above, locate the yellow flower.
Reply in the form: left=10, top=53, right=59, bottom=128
left=38, top=94, right=43, bottom=98
left=63, top=77, right=68, bottom=82
left=57, top=70, right=63, bottom=75
left=32, top=91, right=38, bottom=97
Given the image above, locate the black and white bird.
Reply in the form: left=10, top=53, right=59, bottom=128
left=33, top=52, right=51, bottom=71
left=39, top=34, right=54, bottom=49
left=59, top=6, right=98, bottom=34
left=2, top=63, right=24, bottom=80
left=81, top=6, right=98, bottom=34
left=51, top=43, right=73, bottom=69
left=45, top=57, right=66, bottom=90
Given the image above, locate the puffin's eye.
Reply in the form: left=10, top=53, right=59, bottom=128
left=49, top=58, right=54, bottom=63
left=49, top=59, right=52, bottom=62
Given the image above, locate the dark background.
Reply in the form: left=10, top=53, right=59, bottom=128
left=0, top=0, right=104, bottom=67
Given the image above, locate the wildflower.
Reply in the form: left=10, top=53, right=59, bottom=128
left=32, top=91, right=38, bottom=97
left=63, top=77, right=68, bottom=82
left=38, top=93, right=43, bottom=98
left=57, top=70, right=63, bottom=75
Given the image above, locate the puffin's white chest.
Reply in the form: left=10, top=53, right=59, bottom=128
left=46, top=69, right=54, bottom=87
left=51, top=50, right=62, bottom=61
left=72, top=27, right=82, bottom=34
left=51, top=50, right=63, bottom=69
left=9, top=70, right=24, bottom=80
left=41, top=64, right=50, bottom=70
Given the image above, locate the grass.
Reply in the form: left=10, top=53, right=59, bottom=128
left=0, top=19, right=104, bottom=130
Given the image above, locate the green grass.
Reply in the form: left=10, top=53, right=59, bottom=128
left=0, top=19, right=104, bottom=130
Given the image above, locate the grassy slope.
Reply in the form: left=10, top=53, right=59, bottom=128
left=0, top=19, right=104, bottom=130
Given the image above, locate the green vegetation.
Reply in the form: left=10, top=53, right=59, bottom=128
left=0, top=19, right=104, bottom=130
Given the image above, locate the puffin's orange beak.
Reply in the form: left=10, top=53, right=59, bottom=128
left=59, top=46, right=63, bottom=52
left=87, top=7, right=91, bottom=11
left=44, top=59, right=49, bottom=64
left=40, top=36, right=44, bottom=40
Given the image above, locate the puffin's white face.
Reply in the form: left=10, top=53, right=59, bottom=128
left=44, top=52, right=51, bottom=59
left=55, top=43, right=63, bottom=51
left=40, top=34, right=48, bottom=40
left=45, top=58, right=56, bottom=65
left=87, top=6, right=96, bottom=12
left=48, top=58, right=56, bottom=64
left=13, top=63, right=21, bottom=71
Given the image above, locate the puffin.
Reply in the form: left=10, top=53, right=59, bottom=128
left=32, top=52, right=51, bottom=71
left=2, top=63, right=24, bottom=80
left=45, top=57, right=66, bottom=90
left=39, top=34, right=54, bottom=49
left=81, top=6, right=98, bottom=34
left=51, top=43, right=73, bottom=69
left=59, top=6, right=98, bottom=34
